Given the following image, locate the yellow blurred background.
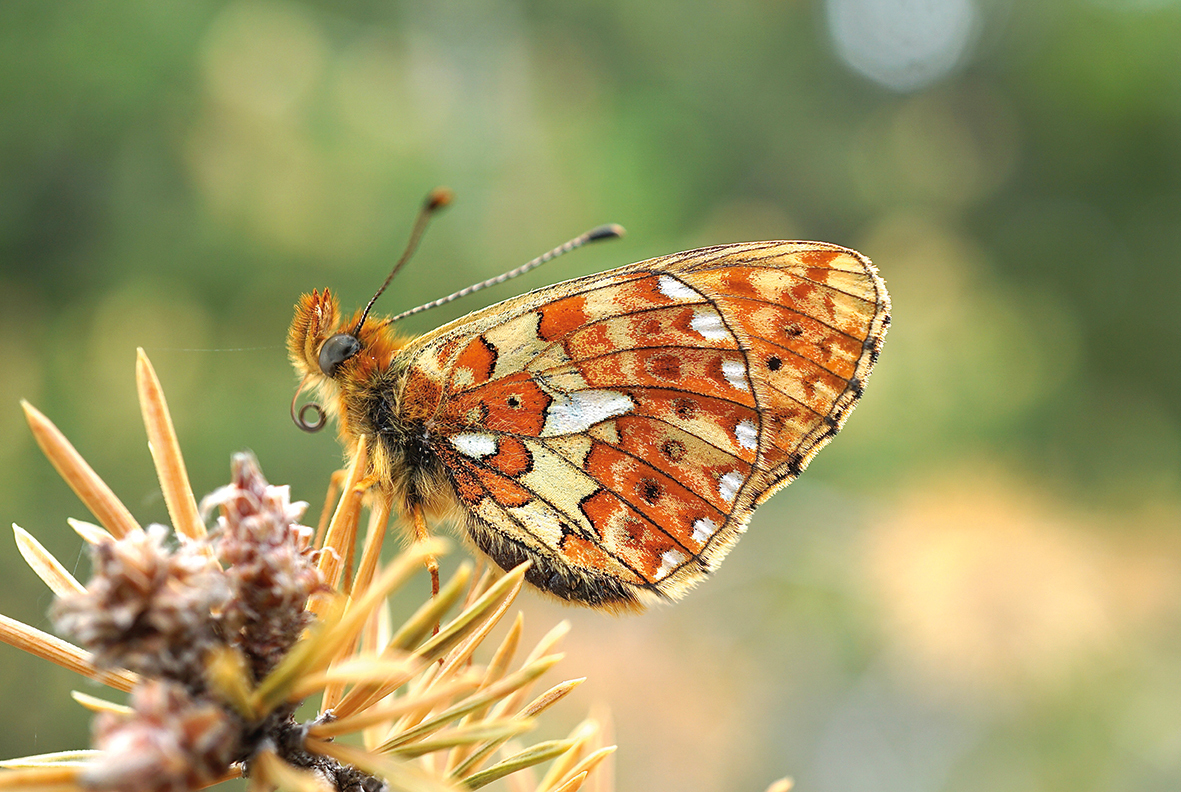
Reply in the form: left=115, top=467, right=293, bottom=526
left=3, top=1, right=1181, bottom=790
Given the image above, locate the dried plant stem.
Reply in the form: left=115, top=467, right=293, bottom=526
left=0, top=765, right=81, bottom=790
left=311, top=677, right=481, bottom=739
left=0, top=613, right=137, bottom=692
left=462, top=740, right=573, bottom=791
left=20, top=402, right=140, bottom=539
left=377, top=655, right=562, bottom=753
left=536, top=721, right=606, bottom=792
left=135, top=349, right=206, bottom=544
left=66, top=519, right=111, bottom=545
left=353, top=498, right=391, bottom=600
left=316, top=442, right=370, bottom=594
left=69, top=691, right=132, bottom=716
left=321, top=498, right=393, bottom=712
left=549, top=771, right=589, bottom=792
left=12, top=524, right=86, bottom=596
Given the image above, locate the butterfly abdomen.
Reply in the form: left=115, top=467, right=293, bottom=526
left=463, top=515, right=643, bottom=611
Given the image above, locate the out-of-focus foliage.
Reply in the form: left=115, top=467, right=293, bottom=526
left=2, top=1, right=1180, bottom=791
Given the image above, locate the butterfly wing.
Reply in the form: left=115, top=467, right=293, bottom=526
left=397, top=241, right=889, bottom=610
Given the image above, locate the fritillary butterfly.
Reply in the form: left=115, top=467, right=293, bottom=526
left=289, top=222, right=889, bottom=611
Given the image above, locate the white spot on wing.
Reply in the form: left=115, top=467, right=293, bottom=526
left=452, top=367, right=477, bottom=389
left=719, top=470, right=743, bottom=503
left=451, top=432, right=498, bottom=459
left=692, top=517, right=718, bottom=544
left=735, top=418, right=759, bottom=450
left=722, top=358, right=749, bottom=391
left=690, top=308, right=729, bottom=340
left=542, top=389, right=635, bottom=436
left=658, top=275, right=702, bottom=302
left=656, top=548, right=687, bottom=579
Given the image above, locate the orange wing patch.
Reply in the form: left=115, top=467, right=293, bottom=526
left=450, top=373, right=552, bottom=436
left=451, top=335, right=497, bottom=388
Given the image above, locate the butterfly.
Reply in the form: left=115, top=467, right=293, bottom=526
left=289, top=200, right=889, bottom=612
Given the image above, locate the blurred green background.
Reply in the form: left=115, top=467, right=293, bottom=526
left=3, top=0, right=1181, bottom=790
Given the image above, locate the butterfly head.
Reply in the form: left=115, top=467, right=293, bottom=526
left=288, top=288, right=410, bottom=433
left=288, top=189, right=453, bottom=433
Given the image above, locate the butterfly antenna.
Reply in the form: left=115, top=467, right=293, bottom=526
left=352, top=187, right=453, bottom=335
left=388, top=223, right=625, bottom=324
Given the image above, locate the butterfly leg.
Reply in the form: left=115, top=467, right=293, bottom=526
left=411, top=504, right=441, bottom=597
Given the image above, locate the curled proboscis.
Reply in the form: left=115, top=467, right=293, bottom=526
left=291, top=392, right=327, bottom=433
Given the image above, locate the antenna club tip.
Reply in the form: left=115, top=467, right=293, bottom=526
left=587, top=223, right=625, bottom=242
left=426, top=187, right=454, bottom=211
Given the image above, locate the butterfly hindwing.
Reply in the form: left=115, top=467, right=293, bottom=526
left=392, top=241, right=889, bottom=610
left=650, top=243, right=889, bottom=503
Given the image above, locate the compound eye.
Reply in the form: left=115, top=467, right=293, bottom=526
left=318, top=333, right=362, bottom=378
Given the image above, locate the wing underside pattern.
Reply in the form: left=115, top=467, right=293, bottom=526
left=398, top=242, right=889, bottom=606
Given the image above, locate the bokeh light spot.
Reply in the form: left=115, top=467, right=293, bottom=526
left=826, top=0, right=978, bottom=91
left=200, top=0, right=327, bottom=118
left=865, top=471, right=1181, bottom=704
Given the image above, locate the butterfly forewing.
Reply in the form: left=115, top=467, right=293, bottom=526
left=393, top=241, right=889, bottom=609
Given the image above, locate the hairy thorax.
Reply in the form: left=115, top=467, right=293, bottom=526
left=342, top=356, right=451, bottom=512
